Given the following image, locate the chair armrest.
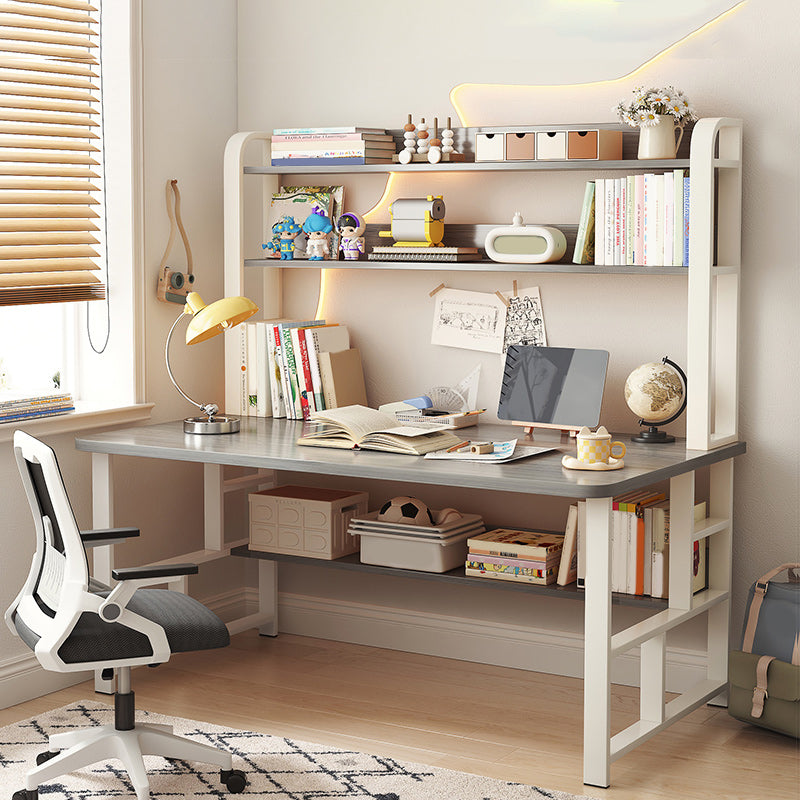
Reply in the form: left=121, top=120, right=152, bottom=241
left=80, top=527, right=140, bottom=548
left=112, top=563, right=198, bottom=582
left=99, top=563, right=199, bottom=623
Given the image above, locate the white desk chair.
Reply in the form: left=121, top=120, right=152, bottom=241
left=5, top=431, right=247, bottom=799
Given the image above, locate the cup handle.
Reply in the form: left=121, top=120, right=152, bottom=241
left=610, top=441, right=626, bottom=459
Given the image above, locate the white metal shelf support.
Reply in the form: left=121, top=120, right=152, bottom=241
left=686, top=118, right=743, bottom=450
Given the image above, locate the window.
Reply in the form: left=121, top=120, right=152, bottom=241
left=0, top=1, right=143, bottom=414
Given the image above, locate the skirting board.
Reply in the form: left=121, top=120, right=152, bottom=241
left=275, top=591, right=709, bottom=695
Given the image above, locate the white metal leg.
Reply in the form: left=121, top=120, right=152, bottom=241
left=258, top=559, right=278, bottom=636
left=583, top=496, right=613, bottom=788
left=204, top=463, right=225, bottom=551
left=92, top=452, right=115, bottom=695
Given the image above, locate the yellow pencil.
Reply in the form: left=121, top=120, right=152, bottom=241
left=446, top=440, right=470, bottom=452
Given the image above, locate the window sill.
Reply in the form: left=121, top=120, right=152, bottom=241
left=0, top=402, right=154, bottom=443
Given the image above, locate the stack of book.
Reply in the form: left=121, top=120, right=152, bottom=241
left=573, top=170, right=690, bottom=267
left=465, top=528, right=565, bottom=586
left=270, top=126, right=395, bottom=167
left=0, top=391, right=74, bottom=424
left=237, top=320, right=367, bottom=420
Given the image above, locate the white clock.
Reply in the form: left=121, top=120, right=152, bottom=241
left=484, top=212, right=567, bottom=264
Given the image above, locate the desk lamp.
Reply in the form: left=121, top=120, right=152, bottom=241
left=165, top=291, right=258, bottom=434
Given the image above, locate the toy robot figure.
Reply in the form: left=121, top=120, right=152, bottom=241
left=337, top=212, right=366, bottom=260
left=302, top=207, right=333, bottom=261
left=272, top=216, right=303, bottom=260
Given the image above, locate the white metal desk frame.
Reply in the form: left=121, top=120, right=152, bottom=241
left=82, top=424, right=738, bottom=789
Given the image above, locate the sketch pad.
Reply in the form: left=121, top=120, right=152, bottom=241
left=498, top=345, right=608, bottom=429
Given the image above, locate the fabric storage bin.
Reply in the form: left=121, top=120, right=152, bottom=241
left=249, top=485, right=368, bottom=559
left=355, top=529, right=471, bottom=572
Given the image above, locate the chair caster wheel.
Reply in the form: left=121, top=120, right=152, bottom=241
left=35, top=751, right=57, bottom=766
left=220, top=768, right=247, bottom=793
left=13, top=790, right=38, bottom=800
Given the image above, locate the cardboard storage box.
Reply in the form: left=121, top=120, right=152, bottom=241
left=249, top=485, right=368, bottom=559
left=505, top=131, right=536, bottom=160
left=567, top=129, right=623, bottom=160
left=475, top=132, right=505, bottom=161
left=536, top=130, right=567, bottom=160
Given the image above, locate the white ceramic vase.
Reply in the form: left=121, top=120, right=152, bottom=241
left=637, top=114, right=684, bottom=159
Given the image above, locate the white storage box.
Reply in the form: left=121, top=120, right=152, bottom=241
left=354, top=529, right=472, bottom=572
left=249, top=485, right=368, bottom=559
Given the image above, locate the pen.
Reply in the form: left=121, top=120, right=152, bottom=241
left=446, top=440, right=470, bottom=452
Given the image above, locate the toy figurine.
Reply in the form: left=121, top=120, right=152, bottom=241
left=272, top=216, right=303, bottom=260
left=302, top=207, right=333, bottom=261
left=337, top=212, right=366, bottom=260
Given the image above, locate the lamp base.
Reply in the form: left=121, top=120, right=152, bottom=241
left=184, top=416, right=240, bottom=434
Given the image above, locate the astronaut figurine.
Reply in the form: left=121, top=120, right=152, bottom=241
left=337, top=212, right=366, bottom=260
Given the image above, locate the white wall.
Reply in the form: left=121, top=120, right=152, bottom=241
left=236, top=0, right=800, bottom=672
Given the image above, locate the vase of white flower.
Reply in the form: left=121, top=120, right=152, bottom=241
left=614, top=86, right=697, bottom=160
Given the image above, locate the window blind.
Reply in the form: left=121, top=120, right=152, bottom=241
left=0, top=0, right=104, bottom=306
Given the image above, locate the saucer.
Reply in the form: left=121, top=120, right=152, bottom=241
left=561, top=454, right=624, bottom=471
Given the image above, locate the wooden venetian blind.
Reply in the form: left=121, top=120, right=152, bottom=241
left=0, top=0, right=104, bottom=305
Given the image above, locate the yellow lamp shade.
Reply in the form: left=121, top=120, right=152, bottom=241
left=184, top=292, right=258, bottom=345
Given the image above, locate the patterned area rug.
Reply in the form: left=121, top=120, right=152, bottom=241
left=0, top=700, right=599, bottom=799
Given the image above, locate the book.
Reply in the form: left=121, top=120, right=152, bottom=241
left=576, top=499, right=586, bottom=589
left=271, top=140, right=395, bottom=153
left=465, top=558, right=557, bottom=585
left=465, top=565, right=557, bottom=585
left=254, top=321, right=271, bottom=417
left=604, top=177, right=615, bottom=264
left=466, top=552, right=561, bottom=572
left=572, top=181, right=595, bottom=264
left=290, top=325, right=315, bottom=419
left=270, top=156, right=394, bottom=167
left=652, top=173, right=665, bottom=267
left=246, top=322, right=259, bottom=416
left=297, top=404, right=463, bottom=455
left=272, top=126, right=387, bottom=135
left=306, top=325, right=350, bottom=410
left=0, top=404, right=74, bottom=423
left=272, top=147, right=395, bottom=160
left=266, top=320, right=288, bottom=417
left=271, top=132, right=394, bottom=143
left=613, top=177, right=623, bottom=265
left=593, top=178, right=604, bottom=266
left=672, top=169, right=686, bottom=266
left=238, top=324, right=248, bottom=416
left=318, top=348, right=367, bottom=409
left=643, top=173, right=655, bottom=266
left=663, top=170, right=674, bottom=267
left=0, top=391, right=73, bottom=411
left=274, top=320, right=326, bottom=418
left=683, top=176, right=690, bottom=266
left=634, top=174, right=645, bottom=266
left=556, top=503, right=579, bottom=586
left=466, top=529, right=564, bottom=560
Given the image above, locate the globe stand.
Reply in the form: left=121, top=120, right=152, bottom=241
left=631, top=425, right=676, bottom=444
left=627, top=356, right=687, bottom=445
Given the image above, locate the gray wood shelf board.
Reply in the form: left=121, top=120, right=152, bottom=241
left=229, top=546, right=669, bottom=610
left=75, top=419, right=746, bottom=500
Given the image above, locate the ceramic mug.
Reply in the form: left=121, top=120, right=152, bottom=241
left=576, top=426, right=626, bottom=465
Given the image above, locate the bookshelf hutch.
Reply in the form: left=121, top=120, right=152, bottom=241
left=215, top=117, right=744, bottom=785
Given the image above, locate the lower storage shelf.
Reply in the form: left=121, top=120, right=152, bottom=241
left=230, top=545, right=669, bottom=610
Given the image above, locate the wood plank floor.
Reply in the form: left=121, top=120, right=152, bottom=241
left=2, top=631, right=798, bottom=799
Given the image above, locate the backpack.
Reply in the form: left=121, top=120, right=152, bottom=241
left=728, top=563, right=800, bottom=737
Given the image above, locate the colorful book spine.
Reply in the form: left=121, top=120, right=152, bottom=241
left=465, top=564, right=556, bottom=585
left=271, top=132, right=393, bottom=143
left=466, top=552, right=560, bottom=571
left=625, top=175, right=635, bottom=266
left=683, top=176, right=691, bottom=266
left=305, top=327, right=325, bottom=411
left=266, top=322, right=285, bottom=418
left=271, top=147, right=393, bottom=159
left=272, top=126, right=386, bottom=135
left=672, top=169, right=685, bottom=266
left=663, top=170, right=674, bottom=267
left=238, top=324, right=249, bottom=416
left=270, top=156, right=393, bottom=167
left=604, top=178, right=615, bottom=264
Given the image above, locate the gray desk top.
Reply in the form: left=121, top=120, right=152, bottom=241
left=75, top=419, right=746, bottom=499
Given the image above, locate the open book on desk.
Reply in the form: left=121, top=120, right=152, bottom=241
left=296, top=405, right=463, bottom=455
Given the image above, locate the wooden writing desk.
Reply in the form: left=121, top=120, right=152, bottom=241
left=76, top=418, right=745, bottom=787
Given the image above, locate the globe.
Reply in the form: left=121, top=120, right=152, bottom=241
left=624, top=359, right=686, bottom=426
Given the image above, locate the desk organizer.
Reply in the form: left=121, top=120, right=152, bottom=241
left=249, top=485, right=368, bottom=559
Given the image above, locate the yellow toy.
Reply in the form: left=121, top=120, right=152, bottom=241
left=378, top=195, right=445, bottom=247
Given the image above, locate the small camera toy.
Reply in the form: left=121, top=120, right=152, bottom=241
left=157, top=265, right=194, bottom=304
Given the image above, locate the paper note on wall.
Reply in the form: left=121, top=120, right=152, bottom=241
left=431, top=288, right=507, bottom=353
left=501, top=286, right=547, bottom=353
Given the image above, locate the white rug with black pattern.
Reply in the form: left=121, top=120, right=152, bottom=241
left=0, top=700, right=600, bottom=799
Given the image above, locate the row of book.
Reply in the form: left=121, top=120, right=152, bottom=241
left=238, top=320, right=367, bottom=420
left=463, top=491, right=709, bottom=599
left=575, top=493, right=708, bottom=599
left=573, top=170, right=690, bottom=267
left=0, top=391, right=74, bottom=424
left=270, top=126, right=395, bottom=167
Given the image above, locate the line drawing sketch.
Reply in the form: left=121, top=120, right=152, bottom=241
left=431, top=288, right=507, bottom=353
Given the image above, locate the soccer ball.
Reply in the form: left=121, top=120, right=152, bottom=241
left=377, top=496, right=434, bottom=527
left=434, top=507, right=463, bottom=526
